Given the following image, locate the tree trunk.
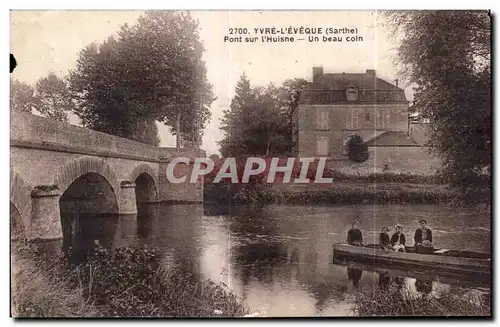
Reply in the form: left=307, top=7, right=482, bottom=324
left=176, top=111, right=181, bottom=149
left=266, top=124, right=271, bottom=156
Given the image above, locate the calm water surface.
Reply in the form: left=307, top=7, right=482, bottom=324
left=74, top=203, right=491, bottom=317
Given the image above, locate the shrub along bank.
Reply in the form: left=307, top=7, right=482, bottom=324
left=11, top=241, right=247, bottom=318
left=353, top=286, right=490, bottom=317
left=203, top=181, right=477, bottom=205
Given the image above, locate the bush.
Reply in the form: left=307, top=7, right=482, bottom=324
left=347, top=135, right=369, bottom=162
left=58, top=246, right=248, bottom=317
left=12, top=241, right=248, bottom=317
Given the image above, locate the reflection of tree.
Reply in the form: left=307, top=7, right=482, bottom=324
left=347, top=268, right=363, bottom=287
left=136, top=204, right=157, bottom=239
left=61, top=212, right=119, bottom=263
left=203, top=204, right=232, bottom=217
left=157, top=204, right=204, bottom=284
left=232, top=241, right=288, bottom=286
left=308, top=282, right=343, bottom=313
left=228, top=205, right=279, bottom=236
left=229, top=205, right=290, bottom=288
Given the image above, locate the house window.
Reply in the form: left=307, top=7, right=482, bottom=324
left=346, top=109, right=360, bottom=129
left=377, top=110, right=391, bottom=129
left=316, top=136, right=329, bottom=156
left=365, top=112, right=371, bottom=121
left=316, top=109, right=329, bottom=130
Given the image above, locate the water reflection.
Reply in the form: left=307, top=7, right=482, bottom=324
left=378, top=271, right=392, bottom=289
left=347, top=268, right=362, bottom=287
left=66, top=203, right=490, bottom=317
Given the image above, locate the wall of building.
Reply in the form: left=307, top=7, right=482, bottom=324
left=297, top=103, right=409, bottom=157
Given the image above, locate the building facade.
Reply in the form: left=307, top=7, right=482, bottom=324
left=292, top=67, right=409, bottom=158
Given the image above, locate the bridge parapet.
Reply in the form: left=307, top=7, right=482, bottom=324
left=11, top=111, right=203, bottom=162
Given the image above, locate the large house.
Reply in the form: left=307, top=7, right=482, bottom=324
left=292, top=67, right=410, bottom=159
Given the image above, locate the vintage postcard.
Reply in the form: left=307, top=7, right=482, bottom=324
left=10, top=10, right=491, bottom=318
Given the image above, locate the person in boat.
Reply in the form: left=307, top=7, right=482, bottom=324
left=414, top=219, right=434, bottom=254
left=391, top=224, right=406, bottom=252
left=347, top=221, right=363, bottom=246
left=379, top=226, right=392, bottom=252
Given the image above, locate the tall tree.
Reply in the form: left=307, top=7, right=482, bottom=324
left=219, top=73, right=255, bottom=156
left=279, top=78, right=311, bottom=152
left=35, top=72, right=72, bottom=122
left=385, top=10, right=491, bottom=190
left=218, top=75, right=308, bottom=157
left=68, top=11, right=215, bottom=146
left=10, top=78, right=36, bottom=114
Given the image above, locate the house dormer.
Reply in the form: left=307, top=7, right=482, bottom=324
left=346, top=86, right=358, bottom=101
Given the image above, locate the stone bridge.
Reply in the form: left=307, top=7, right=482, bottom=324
left=10, top=111, right=204, bottom=241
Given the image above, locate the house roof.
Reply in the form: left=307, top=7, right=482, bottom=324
left=309, top=73, right=401, bottom=91
left=299, top=71, right=408, bottom=104
left=364, top=131, right=420, bottom=147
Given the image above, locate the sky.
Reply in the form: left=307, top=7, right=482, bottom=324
left=10, top=10, right=410, bottom=155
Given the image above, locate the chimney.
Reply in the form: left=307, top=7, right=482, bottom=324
left=312, top=66, right=323, bottom=82
left=366, top=69, right=376, bottom=76
left=395, top=79, right=399, bottom=87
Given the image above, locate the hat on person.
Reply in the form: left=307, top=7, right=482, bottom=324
left=395, top=224, right=402, bottom=230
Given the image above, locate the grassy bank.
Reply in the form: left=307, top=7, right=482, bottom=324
left=204, top=181, right=468, bottom=205
left=11, top=241, right=248, bottom=317
left=11, top=241, right=99, bottom=317
left=353, top=286, right=491, bottom=317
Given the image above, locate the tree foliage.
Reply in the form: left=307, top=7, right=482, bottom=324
left=346, top=134, right=369, bottom=162
left=35, top=73, right=72, bottom=123
left=11, top=74, right=71, bottom=122
left=68, top=11, right=215, bottom=145
left=219, top=73, right=309, bottom=157
left=10, top=78, right=36, bottom=114
left=385, top=10, right=491, bottom=190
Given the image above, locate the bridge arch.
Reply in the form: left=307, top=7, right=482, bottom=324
left=10, top=168, right=31, bottom=236
left=53, top=156, right=122, bottom=212
left=129, top=163, right=158, bottom=203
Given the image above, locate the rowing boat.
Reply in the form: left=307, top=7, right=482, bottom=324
left=332, top=243, right=490, bottom=277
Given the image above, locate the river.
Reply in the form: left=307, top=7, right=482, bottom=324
left=68, top=203, right=491, bottom=317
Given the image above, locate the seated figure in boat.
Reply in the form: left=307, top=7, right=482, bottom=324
left=414, top=219, right=434, bottom=254
left=391, top=224, right=406, bottom=252
left=379, top=226, right=392, bottom=252
left=347, top=221, right=363, bottom=246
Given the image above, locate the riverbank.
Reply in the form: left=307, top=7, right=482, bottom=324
left=11, top=241, right=247, bottom=317
left=204, top=181, right=489, bottom=205
left=11, top=241, right=99, bottom=317
left=352, top=286, right=491, bottom=317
